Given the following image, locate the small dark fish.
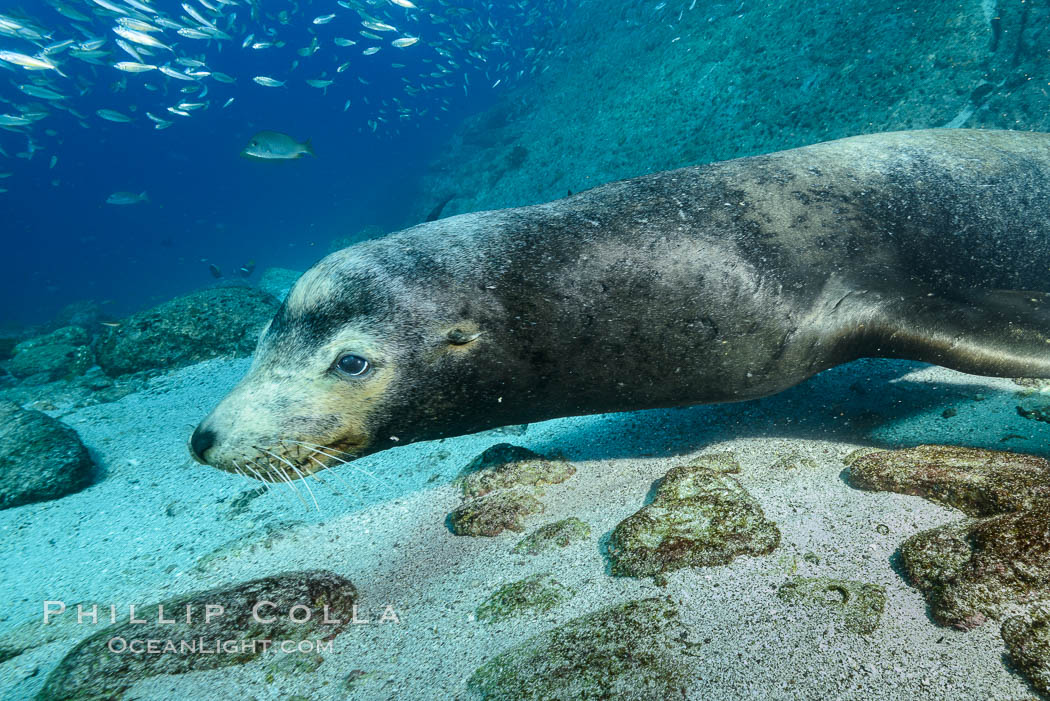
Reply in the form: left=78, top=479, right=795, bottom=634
left=239, top=260, right=256, bottom=277
left=425, top=194, right=454, bottom=222
left=567, top=188, right=572, bottom=196
left=209, top=264, right=222, bottom=278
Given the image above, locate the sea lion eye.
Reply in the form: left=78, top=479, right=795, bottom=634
left=335, top=354, right=370, bottom=376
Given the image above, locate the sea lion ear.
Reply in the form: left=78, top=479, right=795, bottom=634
left=446, top=327, right=483, bottom=345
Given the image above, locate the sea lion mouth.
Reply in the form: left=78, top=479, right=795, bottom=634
left=221, top=439, right=365, bottom=485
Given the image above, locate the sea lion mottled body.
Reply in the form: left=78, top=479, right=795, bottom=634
left=191, top=129, right=1050, bottom=479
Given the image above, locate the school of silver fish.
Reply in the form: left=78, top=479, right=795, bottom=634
left=0, top=0, right=572, bottom=193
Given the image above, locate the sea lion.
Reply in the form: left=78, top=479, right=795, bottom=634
left=191, top=129, right=1050, bottom=481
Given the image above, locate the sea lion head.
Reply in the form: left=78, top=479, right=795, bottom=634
left=189, top=229, right=498, bottom=482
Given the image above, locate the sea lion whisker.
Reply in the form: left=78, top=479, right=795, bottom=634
left=259, top=448, right=321, bottom=511
left=347, top=463, right=392, bottom=491
left=297, top=443, right=390, bottom=490
left=250, top=457, right=307, bottom=509
left=241, top=460, right=302, bottom=507
left=231, top=461, right=255, bottom=485
left=235, top=461, right=270, bottom=491
left=287, top=440, right=359, bottom=462
left=304, top=459, right=349, bottom=500
left=307, top=455, right=360, bottom=497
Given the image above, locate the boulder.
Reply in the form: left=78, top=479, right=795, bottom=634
left=6, top=326, right=93, bottom=382
left=94, top=287, right=279, bottom=376
left=0, top=400, right=93, bottom=510
left=37, top=570, right=357, bottom=701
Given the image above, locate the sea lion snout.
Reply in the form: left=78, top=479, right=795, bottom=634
left=188, top=424, right=216, bottom=464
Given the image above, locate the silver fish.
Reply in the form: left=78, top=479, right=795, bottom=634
left=159, top=65, right=197, bottom=81
left=113, top=27, right=172, bottom=52
left=0, top=114, right=33, bottom=127
left=96, top=108, right=132, bottom=122
left=114, top=61, right=157, bottom=73
left=0, top=51, right=62, bottom=72
left=177, top=28, right=213, bottom=39
left=106, top=190, right=149, bottom=205
left=252, top=76, right=284, bottom=87
left=19, top=85, right=66, bottom=100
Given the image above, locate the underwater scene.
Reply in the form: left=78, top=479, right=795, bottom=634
left=4, top=0, right=1050, bottom=699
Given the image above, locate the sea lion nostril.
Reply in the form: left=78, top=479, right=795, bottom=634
left=190, top=426, right=217, bottom=463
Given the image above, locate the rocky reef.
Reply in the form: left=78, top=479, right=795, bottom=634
left=0, top=286, right=279, bottom=413
left=6, top=326, right=94, bottom=384
left=94, top=287, right=278, bottom=376
left=410, top=1, right=1050, bottom=224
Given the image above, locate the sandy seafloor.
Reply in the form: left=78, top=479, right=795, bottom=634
left=1, top=355, right=1049, bottom=700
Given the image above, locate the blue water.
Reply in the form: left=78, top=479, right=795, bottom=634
left=0, top=0, right=566, bottom=326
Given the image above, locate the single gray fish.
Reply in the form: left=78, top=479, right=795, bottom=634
left=106, top=190, right=148, bottom=205
left=241, top=131, right=314, bottom=160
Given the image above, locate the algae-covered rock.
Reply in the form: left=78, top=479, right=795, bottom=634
left=457, top=443, right=575, bottom=498
left=1001, top=603, right=1050, bottom=696
left=843, top=447, right=886, bottom=467
left=513, top=517, right=591, bottom=555
left=608, top=465, right=780, bottom=577
left=36, top=570, right=357, bottom=701
left=476, top=573, right=572, bottom=622
left=257, top=267, right=302, bottom=303
left=94, top=287, right=279, bottom=376
left=6, top=326, right=93, bottom=381
left=449, top=487, right=543, bottom=536
left=449, top=444, right=576, bottom=537
left=467, top=597, right=693, bottom=700
left=0, top=400, right=93, bottom=510
left=899, top=499, right=1050, bottom=629
left=776, top=577, right=887, bottom=635
left=846, top=444, right=1050, bottom=516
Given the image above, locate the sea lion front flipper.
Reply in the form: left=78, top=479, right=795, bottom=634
left=852, top=289, right=1050, bottom=378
